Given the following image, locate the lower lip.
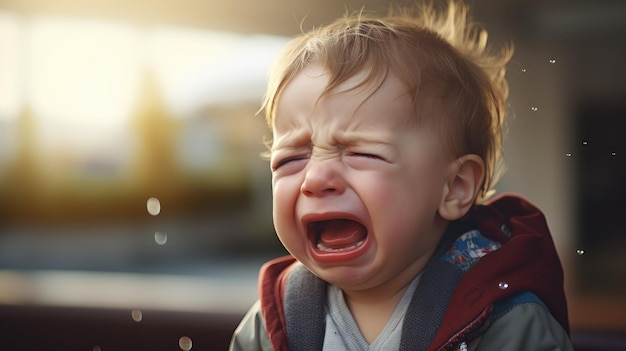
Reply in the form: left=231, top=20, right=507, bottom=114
left=308, top=235, right=371, bottom=263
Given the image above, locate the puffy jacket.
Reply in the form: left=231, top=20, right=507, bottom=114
left=230, top=194, right=573, bottom=350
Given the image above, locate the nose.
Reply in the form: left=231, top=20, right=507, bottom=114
left=300, top=159, right=345, bottom=197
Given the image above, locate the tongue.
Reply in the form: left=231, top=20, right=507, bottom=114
left=319, top=219, right=367, bottom=249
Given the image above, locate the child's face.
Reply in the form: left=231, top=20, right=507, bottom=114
left=270, top=64, right=454, bottom=294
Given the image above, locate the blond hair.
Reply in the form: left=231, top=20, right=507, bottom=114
left=262, top=0, right=512, bottom=203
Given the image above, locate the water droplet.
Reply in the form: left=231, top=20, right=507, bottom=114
left=576, top=249, right=585, bottom=256
left=498, top=282, right=509, bottom=290
left=549, top=59, right=556, bottom=64
left=521, top=68, right=527, bottom=73
left=566, top=153, right=572, bottom=157
left=147, top=197, right=161, bottom=216
left=582, top=141, right=588, bottom=145
left=179, top=336, right=193, bottom=351
left=131, top=309, right=143, bottom=322
left=155, top=231, right=168, bottom=245
left=611, top=152, right=617, bottom=156
left=531, top=106, right=538, bottom=112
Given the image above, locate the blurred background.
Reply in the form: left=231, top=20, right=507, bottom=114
left=0, top=0, right=624, bottom=349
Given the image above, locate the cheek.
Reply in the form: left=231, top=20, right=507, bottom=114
left=367, top=169, right=444, bottom=227
left=271, top=177, right=301, bottom=237
left=369, top=166, right=443, bottom=202
left=272, top=177, right=299, bottom=210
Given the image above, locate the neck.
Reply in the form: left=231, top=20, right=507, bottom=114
left=345, top=286, right=408, bottom=344
left=341, top=263, right=424, bottom=344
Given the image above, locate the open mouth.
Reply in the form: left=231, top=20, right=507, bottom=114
left=307, top=218, right=369, bottom=262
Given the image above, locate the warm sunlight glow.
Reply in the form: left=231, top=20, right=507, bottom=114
left=28, top=16, right=141, bottom=147
left=0, top=12, right=288, bottom=181
left=146, top=26, right=288, bottom=116
left=0, top=12, right=21, bottom=122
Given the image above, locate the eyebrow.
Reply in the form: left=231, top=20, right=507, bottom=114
left=270, top=130, right=311, bottom=153
left=334, top=131, right=398, bottom=149
left=272, top=130, right=398, bottom=154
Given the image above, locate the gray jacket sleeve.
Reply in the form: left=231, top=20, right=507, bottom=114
left=473, top=302, right=574, bottom=351
left=229, top=300, right=275, bottom=351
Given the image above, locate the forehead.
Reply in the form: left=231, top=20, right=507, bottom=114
left=274, top=64, right=413, bottom=128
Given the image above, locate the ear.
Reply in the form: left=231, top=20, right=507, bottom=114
left=439, top=154, right=485, bottom=221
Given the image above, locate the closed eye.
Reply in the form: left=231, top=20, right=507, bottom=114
left=347, top=152, right=382, bottom=160
left=272, top=155, right=308, bottom=171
